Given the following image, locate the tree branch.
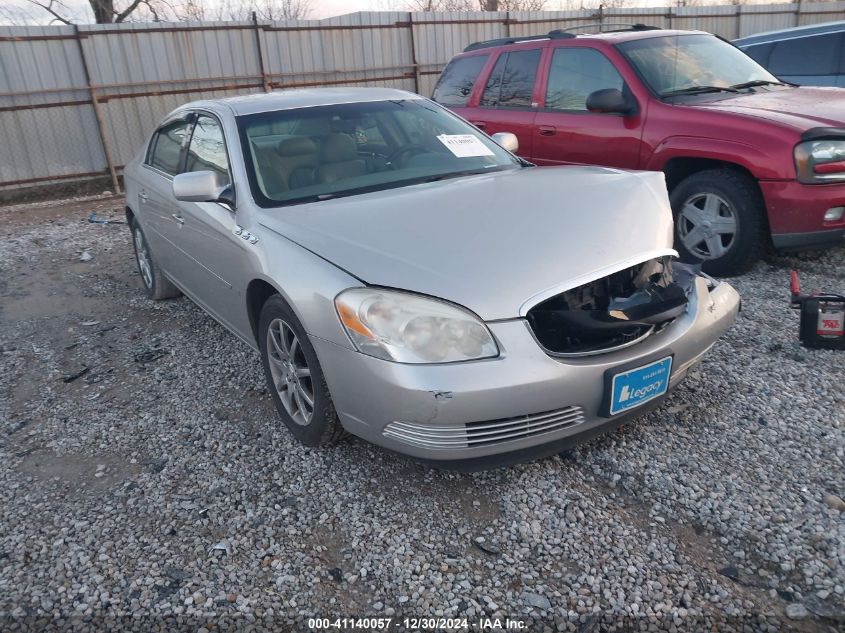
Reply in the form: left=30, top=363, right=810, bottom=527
left=26, top=0, right=74, bottom=25
left=115, top=0, right=144, bottom=22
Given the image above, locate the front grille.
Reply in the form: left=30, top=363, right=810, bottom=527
left=383, top=406, right=585, bottom=450
left=527, top=258, right=679, bottom=357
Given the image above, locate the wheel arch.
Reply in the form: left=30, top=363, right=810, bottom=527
left=246, top=277, right=282, bottom=344
left=662, top=157, right=757, bottom=193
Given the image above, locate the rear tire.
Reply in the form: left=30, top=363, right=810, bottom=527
left=259, top=294, right=346, bottom=447
left=129, top=217, right=181, bottom=300
left=669, top=169, right=767, bottom=277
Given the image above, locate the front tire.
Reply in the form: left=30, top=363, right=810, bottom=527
left=258, top=295, right=345, bottom=447
left=129, top=217, right=181, bottom=300
left=669, top=169, right=767, bottom=276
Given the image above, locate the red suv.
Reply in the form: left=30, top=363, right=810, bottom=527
left=433, top=26, right=845, bottom=275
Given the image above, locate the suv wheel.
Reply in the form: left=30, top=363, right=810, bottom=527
left=258, top=294, right=346, bottom=447
left=669, top=169, right=767, bottom=276
left=130, top=217, right=181, bottom=300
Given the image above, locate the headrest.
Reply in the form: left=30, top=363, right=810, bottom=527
left=277, top=136, right=317, bottom=157
left=319, top=133, right=357, bottom=163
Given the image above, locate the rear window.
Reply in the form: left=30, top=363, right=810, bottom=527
left=432, top=55, right=488, bottom=107
left=768, top=33, right=842, bottom=76
left=148, top=120, right=189, bottom=176
left=480, top=49, right=541, bottom=109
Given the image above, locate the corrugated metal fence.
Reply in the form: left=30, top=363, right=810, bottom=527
left=1, top=2, right=844, bottom=195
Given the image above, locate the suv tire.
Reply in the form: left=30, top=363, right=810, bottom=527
left=669, top=168, right=767, bottom=276
left=258, top=294, right=346, bottom=447
left=130, top=217, right=182, bottom=300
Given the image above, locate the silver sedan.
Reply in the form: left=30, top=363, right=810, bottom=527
left=123, top=87, right=740, bottom=468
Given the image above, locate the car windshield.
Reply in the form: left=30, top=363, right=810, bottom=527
left=617, top=34, right=780, bottom=98
left=237, top=99, right=520, bottom=207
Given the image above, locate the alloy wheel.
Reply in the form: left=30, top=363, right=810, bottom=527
left=133, top=227, right=153, bottom=289
left=266, top=318, right=314, bottom=426
left=677, top=192, right=738, bottom=260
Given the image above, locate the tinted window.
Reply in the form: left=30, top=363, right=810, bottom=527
left=186, top=115, right=230, bottom=185
left=769, top=33, right=841, bottom=76
left=433, top=55, right=488, bottom=106
left=545, top=48, right=624, bottom=111
left=149, top=120, right=189, bottom=176
left=480, top=49, right=541, bottom=108
left=741, top=43, right=773, bottom=67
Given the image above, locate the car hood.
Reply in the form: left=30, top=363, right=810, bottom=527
left=258, top=167, right=676, bottom=321
left=689, top=87, right=845, bottom=131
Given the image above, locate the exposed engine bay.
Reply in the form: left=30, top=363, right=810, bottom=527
left=527, top=257, right=699, bottom=356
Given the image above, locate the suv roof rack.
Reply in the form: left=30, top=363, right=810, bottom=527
left=550, top=23, right=661, bottom=35
left=463, top=23, right=660, bottom=52
left=463, top=31, right=574, bottom=53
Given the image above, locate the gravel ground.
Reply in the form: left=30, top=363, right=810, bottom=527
left=0, top=201, right=843, bottom=632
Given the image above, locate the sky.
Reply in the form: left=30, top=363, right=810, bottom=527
left=1, top=0, right=669, bottom=24
left=1, top=0, right=793, bottom=24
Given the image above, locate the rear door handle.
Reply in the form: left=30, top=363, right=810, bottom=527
left=171, top=213, right=185, bottom=225
left=472, top=121, right=486, bottom=130
left=539, top=125, right=557, bottom=136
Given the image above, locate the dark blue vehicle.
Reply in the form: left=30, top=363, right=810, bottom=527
left=735, top=21, right=845, bottom=87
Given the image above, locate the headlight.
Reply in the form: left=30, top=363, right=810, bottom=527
left=335, top=288, right=499, bottom=363
left=795, top=139, right=845, bottom=183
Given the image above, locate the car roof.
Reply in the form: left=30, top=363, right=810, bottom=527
left=460, top=28, right=710, bottom=54
left=182, top=87, right=424, bottom=116
left=734, top=20, right=845, bottom=46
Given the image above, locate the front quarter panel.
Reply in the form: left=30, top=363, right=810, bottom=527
left=253, top=226, right=361, bottom=351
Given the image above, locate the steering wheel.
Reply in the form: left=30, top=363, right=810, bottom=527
left=386, top=144, right=429, bottom=169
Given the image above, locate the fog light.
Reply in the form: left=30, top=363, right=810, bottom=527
left=824, top=206, right=845, bottom=222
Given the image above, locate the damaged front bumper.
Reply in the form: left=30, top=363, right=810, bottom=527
left=311, top=272, right=739, bottom=467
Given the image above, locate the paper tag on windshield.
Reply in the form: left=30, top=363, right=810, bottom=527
left=437, top=134, right=495, bottom=158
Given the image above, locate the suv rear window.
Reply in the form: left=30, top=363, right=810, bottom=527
left=768, top=33, right=841, bottom=76
left=480, top=49, right=541, bottom=109
left=433, top=55, right=488, bottom=107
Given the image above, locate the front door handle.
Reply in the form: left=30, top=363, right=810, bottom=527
left=539, top=125, right=557, bottom=136
left=171, top=213, right=185, bottom=225
left=139, top=191, right=148, bottom=202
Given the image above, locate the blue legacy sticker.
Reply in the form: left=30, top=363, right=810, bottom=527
left=609, top=356, right=673, bottom=416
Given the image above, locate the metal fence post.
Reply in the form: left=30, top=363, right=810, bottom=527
left=252, top=11, right=271, bottom=92
left=408, top=12, right=420, bottom=95
left=74, top=25, right=120, bottom=195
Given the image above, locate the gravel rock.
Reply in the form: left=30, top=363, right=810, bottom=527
left=785, top=603, right=809, bottom=620
left=0, top=203, right=843, bottom=632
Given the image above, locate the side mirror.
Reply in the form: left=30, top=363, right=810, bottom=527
left=491, top=131, right=519, bottom=153
left=586, top=88, right=636, bottom=115
left=172, top=171, right=228, bottom=203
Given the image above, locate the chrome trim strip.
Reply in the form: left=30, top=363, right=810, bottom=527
left=383, top=406, right=585, bottom=450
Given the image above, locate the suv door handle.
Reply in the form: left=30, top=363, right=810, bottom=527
left=472, top=121, right=486, bottom=130
left=171, top=213, right=185, bottom=225
left=539, top=125, right=557, bottom=136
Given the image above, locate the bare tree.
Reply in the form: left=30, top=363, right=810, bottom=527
left=212, top=0, right=313, bottom=20
left=406, top=0, right=547, bottom=10
left=26, top=0, right=180, bottom=24
left=26, top=0, right=312, bottom=24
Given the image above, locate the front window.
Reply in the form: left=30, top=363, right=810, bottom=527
left=237, top=99, right=521, bottom=207
left=618, top=34, right=779, bottom=97
left=545, top=48, right=625, bottom=111
left=186, top=114, right=230, bottom=186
